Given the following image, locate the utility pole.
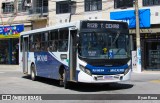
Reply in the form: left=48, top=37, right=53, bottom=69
left=41, top=0, right=44, bottom=17
left=68, top=0, right=72, bottom=22
left=134, top=0, right=141, bottom=73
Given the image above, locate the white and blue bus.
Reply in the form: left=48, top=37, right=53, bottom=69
left=19, top=20, right=131, bottom=88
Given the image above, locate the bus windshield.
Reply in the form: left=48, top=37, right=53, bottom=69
left=78, top=31, right=130, bottom=59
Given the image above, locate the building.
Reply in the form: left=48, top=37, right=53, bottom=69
left=0, top=0, right=160, bottom=71
left=0, top=0, right=48, bottom=64
left=48, top=0, right=160, bottom=71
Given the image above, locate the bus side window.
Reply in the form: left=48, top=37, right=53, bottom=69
left=35, top=34, right=41, bottom=51
left=35, top=38, right=40, bottom=51
left=29, top=35, right=34, bottom=52
left=41, top=32, right=48, bottom=51
left=48, top=41, right=57, bottom=51
left=58, top=28, right=68, bottom=52
left=48, top=30, right=58, bottom=52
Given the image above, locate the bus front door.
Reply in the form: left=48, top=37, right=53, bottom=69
left=69, top=29, right=77, bottom=81
left=22, top=37, right=29, bottom=74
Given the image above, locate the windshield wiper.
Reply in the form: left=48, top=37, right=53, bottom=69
left=112, top=31, right=120, bottom=45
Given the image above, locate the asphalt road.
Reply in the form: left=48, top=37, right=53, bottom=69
left=0, top=65, right=160, bottom=103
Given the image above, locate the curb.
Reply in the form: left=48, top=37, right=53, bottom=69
left=0, top=65, right=20, bottom=70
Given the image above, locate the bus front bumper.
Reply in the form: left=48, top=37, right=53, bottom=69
left=78, top=69, right=131, bottom=83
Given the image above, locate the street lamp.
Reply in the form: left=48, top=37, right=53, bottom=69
left=134, top=0, right=142, bottom=73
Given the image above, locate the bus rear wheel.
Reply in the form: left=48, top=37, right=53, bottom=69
left=31, top=64, right=37, bottom=81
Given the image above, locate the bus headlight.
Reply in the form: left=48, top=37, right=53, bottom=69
left=124, top=65, right=131, bottom=75
left=85, top=69, right=92, bottom=76
left=79, top=65, right=85, bottom=71
left=79, top=65, right=92, bottom=76
left=124, top=68, right=129, bottom=75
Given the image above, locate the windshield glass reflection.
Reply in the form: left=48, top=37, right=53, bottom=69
left=78, top=32, right=130, bottom=59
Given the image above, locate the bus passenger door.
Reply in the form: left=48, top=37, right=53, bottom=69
left=22, top=36, right=29, bottom=74
left=69, top=29, right=77, bottom=81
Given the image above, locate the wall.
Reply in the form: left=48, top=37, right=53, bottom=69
left=32, top=20, right=47, bottom=29
left=0, top=0, right=47, bottom=30
left=48, top=0, right=160, bottom=26
left=48, top=0, right=115, bottom=25
left=145, top=6, right=160, bottom=24
left=1, top=0, right=160, bottom=27
left=48, top=0, right=57, bottom=25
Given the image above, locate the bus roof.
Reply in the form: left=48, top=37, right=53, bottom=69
left=20, top=21, right=79, bottom=36
left=20, top=20, right=127, bottom=36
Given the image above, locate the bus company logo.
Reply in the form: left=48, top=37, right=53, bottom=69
left=1, top=95, right=42, bottom=101
left=92, top=69, right=105, bottom=72
left=36, top=55, right=48, bottom=62
left=2, top=95, right=12, bottom=100
left=110, top=69, right=124, bottom=72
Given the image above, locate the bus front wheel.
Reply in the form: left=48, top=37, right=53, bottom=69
left=31, top=64, right=37, bottom=81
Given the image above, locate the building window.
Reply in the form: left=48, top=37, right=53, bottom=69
left=143, top=0, right=160, bottom=6
left=114, top=0, right=133, bottom=9
left=85, top=0, right=102, bottom=11
left=56, top=1, right=70, bottom=14
left=35, top=0, right=48, bottom=13
left=18, top=0, right=31, bottom=12
left=2, top=2, right=14, bottom=13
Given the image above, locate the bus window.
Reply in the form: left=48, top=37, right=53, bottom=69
left=41, top=32, right=48, bottom=51
left=48, top=30, right=58, bottom=52
left=35, top=34, right=41, bottom=51
left=58, top=28, right=68, bottom=52
left=29, top=35, right=34, bottom=52
left=48, top=41, right=58, bottom=51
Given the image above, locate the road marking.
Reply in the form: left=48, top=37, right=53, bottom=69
left=150, top=80, right=160, bottom=84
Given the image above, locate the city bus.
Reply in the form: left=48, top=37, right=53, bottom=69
left=19, top=20, right=132, bottom=89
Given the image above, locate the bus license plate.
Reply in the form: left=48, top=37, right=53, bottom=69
left=103, top=76, right=114, bottom=80
left=104, top=75, right=120, bottom=80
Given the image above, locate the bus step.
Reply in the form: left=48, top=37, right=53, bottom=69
left=59, top=80, right=64, bottom=86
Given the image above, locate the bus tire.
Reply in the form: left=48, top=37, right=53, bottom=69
left=63, top=69, right=69, bottom=89
left=31, top=64, right=37, bottom=81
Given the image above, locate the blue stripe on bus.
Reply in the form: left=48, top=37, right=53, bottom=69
left=34, top=52, right=69, bottom=80
left=85, top=64, right=128, bottom=75
left=49, top=52, right=58, bottom=60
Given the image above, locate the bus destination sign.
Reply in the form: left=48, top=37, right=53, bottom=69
left=87, top=23, right=119, bottom=29
left=81, top=21, right=127, bottom=30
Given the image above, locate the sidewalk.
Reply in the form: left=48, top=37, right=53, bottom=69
left=137, top=70, right=160, bottom=74
left=0, top=65, right=20, bottom=71
left=131, top=70, right=160, bottom=74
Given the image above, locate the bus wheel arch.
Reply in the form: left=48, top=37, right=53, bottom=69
left=59, top=65, right=65, bottom=80
left=30, top=63, right=37, bottom=81
left=59, top=65, right=69, bottom=89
